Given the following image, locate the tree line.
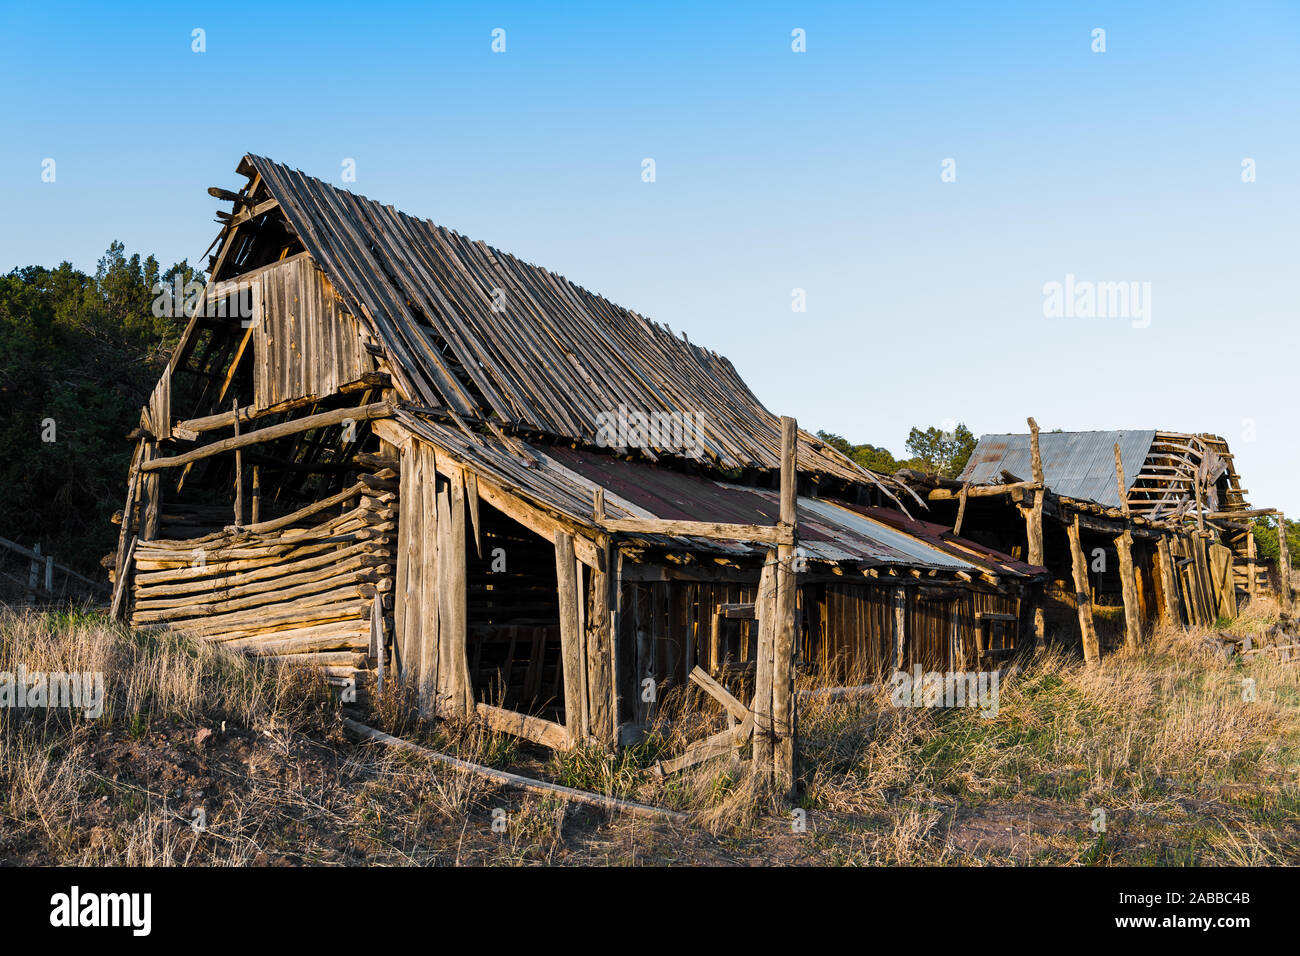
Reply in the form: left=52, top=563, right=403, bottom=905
left=0, top=242, right=198, bottom=573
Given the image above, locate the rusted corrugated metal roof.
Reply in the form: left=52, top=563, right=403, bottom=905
left=400, top=422, right=1030, bottom=576
left=845, top=504, right=1047, bottom=576
left=960, top=430, right=1156, bottom=509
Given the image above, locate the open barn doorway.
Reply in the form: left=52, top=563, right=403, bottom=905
left=465, top=502, right=565, bottom=724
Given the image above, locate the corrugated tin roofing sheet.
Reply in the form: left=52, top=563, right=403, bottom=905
left=397, top=416, right=1031, bottom=576
left=959, top=430, right=1156, bottom=508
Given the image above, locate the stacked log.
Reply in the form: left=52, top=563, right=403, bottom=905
left=129, top=472, right=396, bottom=686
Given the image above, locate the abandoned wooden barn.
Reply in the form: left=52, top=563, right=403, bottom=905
left=108, top=154, right=1044, bottom=772
left=900, top=424, right=1291, bottom=661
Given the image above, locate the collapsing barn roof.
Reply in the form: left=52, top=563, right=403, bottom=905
left=961, top=430, right=1156, bottom=509
left=960, top=429, right=1250, bottom=518
left=147, top=153, right=1038, bottom=584
left=234, top=154, right=877, bottom=485
left=393, top=408, right=1036, bottom=581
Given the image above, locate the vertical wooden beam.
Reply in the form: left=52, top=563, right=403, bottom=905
left=371, top=597, right=386, bottom=697
left=954, top=482, right=969, bottom=538
left=949, top=601, right=962, bottom=670
left=633, top=585, right=650, bottom=726
left=1277, top=512, right=1292, bottom=609
left=1025, top=417, right=1046, bottom=648
left=1113, top=443, right=1141, bottom=651
left=1155, top=535, right=1181, bottom=626
left=610, top=549, right=624, bottom=732
left=892, top=587, right=907, bottom=670
left=555, top=531, right=584, bottom=747
left=1247, top=529, right=1259, bottom=603
left=110, top=441, right=145, bottom=617
left=576, top=559, right=589, bottom=738
left=416, top=448, right=439, bottom=716
left=250, top=466, right=261, bottom=525
left=140, top=440, right=161, bottom=541
left=232, top=399, right=243, bottom=526
left=586, top=547, right=615, bottom=749
left=751, top=555, right=776, bottom=773
left=1195, top=534, right=1215, bottom=623
left=773, top=416, right=798, bottom=795
left=437, top=466, right=471, bottom=717
left=1027, top=417, right=1044, bottom=486
left=394, top=438, right=418, bottom=683
left=109, top=536, right=137, bottom=620
left=1067, top=512, right=1100, bottom=664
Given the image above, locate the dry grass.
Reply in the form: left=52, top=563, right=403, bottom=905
left=784, top=600, right=1300, bottom=864
left=2, top=601, right=1297, bottom=865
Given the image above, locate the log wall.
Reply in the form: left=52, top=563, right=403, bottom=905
left=128, top=473, right=396, bottom=686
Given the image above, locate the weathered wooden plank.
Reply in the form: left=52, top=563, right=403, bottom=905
left=142, top=402, right=394, bottom=472
left=585, top=556, right=615, bottom=749
left=772, top=416, right=798, bottom=793
left=437, top=464, right=472, bottom=717
left=599, top=517, right=792, bottom=545
left=1067, top=513, right=1100, bottom=664
left=688, top=665, right=749, bottom=721
left=475, top=702, right=567, bottom=750
left=555, top=531, right=583, bottom=747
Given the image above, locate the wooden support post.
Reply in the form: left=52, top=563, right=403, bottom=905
left=1025, top=417, right=1046, bottom=648
left=44, top=554, right=53, bottom=593
left=1155, top=535, right=1182, bottom=626
left=1067, top=512, right=1100, bottom=664
left=371, top=597, right=386, bottom=697
left=773, top=416, right=798, bottom=795
left=1113, top=443, right=1141, bottom=651
left=109, top=442, right=144, bottom=619
left=751, top=555, right=776, bottom=774
left=251, top=466, right=261, bottom=525
left=555, top=531, right=584, bottom=747
left=1247, top=529, right=1259, bottom=603
left=437, top=468, right=471, bottom=717
left=954, top=482, right=969, bottom=538
left=585, top=541, right=616, bottom=749
left=1027, top=418, right=1043, bottom=481
left=232, top=399, right=243, bottom=526
left=892, top=587, right=907, bottom=670
left=140, top=440, right=161, bottom=541
left=109, top=537, right=137, bottom=620
left=1115, top=533, right=1141, bottom=650
left=1193, top=534, right=1214, bottom=625
left=415, top=447, right=438, bottom=716
left=1277, top=512, right=1292, bottom=609
left=576, top=559, right=589, bottom=738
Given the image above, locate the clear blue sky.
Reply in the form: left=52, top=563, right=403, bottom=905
left=2, top=2, right=1297, bottom=510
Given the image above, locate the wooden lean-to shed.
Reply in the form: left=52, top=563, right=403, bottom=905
left=110, top=155, right=1043, bottom=776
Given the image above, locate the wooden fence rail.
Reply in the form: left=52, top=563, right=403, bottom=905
left=0, top=536, right=108, bottom=598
